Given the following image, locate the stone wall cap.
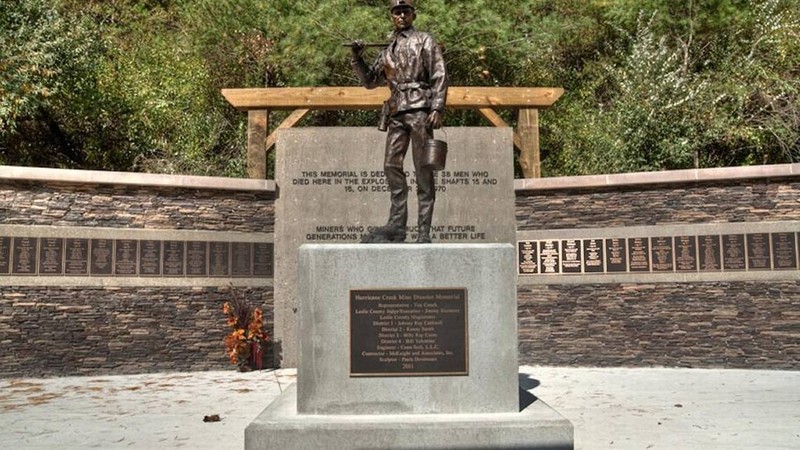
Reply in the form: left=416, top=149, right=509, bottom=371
left=0, top=165, right=275, bottom=192
left=514, top=163, right=800, bottom=191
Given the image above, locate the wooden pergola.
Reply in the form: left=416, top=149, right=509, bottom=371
left=221, top=86, right=563, bottom=179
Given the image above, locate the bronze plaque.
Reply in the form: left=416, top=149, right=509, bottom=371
left=746, top=233, right=771, bottom=270
left=771, top=232, right=797, bottom=270
left=231, top=242, right=252, bottom=277
left=186, top=241, right=207, bottom=276
left=39, top=238, right=64, bottom=275
left=163, top=240, right=185, bottom=276
left=675, top=236, right=698, bottom=272
left=139, top=240, right=162, bottom=276
left=12, top=237, right=38, bottom=275
left=583, top=239, right=604, bottom=273
left=698, top=235, right=721, bottom=272
left=209, top=242, right=230, bottom=276
left=350, top=288, right=468, bottom=377
left=0, top=237, right=10, bottom=274
left=253, top=243, right=274, bottom=277
left=114, top=239, right=138, bottom=276
left=722, top=234, right=746, bottom=271
left=65, top=238, right=89, bottom=275
left=628, top=238, right=650, bottom=272
left=90, top=239, right=113, bottom=275
left=606, top=238, right=627, bottom=272
left=539, top=240, right=560, bottom=274
left=517, top=240, right=538, bottom=274
left=561, top=239, right=582, bottom=273
left=651, top=237, right=674, bottom=272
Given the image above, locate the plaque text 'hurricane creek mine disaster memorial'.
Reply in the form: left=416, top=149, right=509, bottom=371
left=350, top=288, right=468, bottom=377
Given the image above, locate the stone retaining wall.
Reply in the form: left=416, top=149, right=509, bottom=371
left=515, top=164, right=800, bottom=370
left=1, top=164, right=798, bottom=376
left=0, top=168, right=275, bottom=377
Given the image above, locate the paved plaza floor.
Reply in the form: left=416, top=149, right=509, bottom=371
left=1, top=366, right=798, bottom=449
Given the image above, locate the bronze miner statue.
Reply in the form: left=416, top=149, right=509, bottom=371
left=350, top=0, right=447, bottom=243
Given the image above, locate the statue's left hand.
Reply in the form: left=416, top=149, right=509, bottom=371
left=427, top=110, right=443, bottom=129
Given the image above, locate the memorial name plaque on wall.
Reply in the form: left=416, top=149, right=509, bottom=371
left=13, top=237, right=38, bottom=275
left=772, top=232, right=798, bottom=270
left=350, top=288, right=468, bottom=377
left=675, top=236, right=698, bottom=272
left=517, top=227, right=799, bottom=278
left=65, top=238, right=89, bottom=275
left=699, top=235, right=721, bottom=271
left=583, top=239, right=604, bottom=273
left=0, top=237, right=10, bottom=274
left=0, top=231, right=271, bottom=282
left=39, top=238, right=64, bottom=275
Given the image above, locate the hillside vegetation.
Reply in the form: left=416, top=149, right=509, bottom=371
left=2, top=0, right=798, bottom=177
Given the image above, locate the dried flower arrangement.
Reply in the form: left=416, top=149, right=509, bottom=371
left=223, top=289, right=270, bottom=371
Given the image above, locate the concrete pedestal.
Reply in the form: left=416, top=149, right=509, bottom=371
left=245, top=244, right=573, bottom=449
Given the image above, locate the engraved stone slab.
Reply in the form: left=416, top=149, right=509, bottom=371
left=139, top=240, right=162, bottom=277
left=115, top=239, right=138, bottom=276
left=90, top=239, right=113, bottom=275
left=539, top=240, right=560, bottom=274
left=186, top=241, right=207, bottom=277
left=628, top=237, right=650, bottom=272
left=253, top=243, right=274, bottom=277
left=560, top=239, right=582, bottom=274
left=277, top=128, right=515, bottom=367
left=163, top=240, right=185, bottom=276
left=297, top=244, right=518, bottom=415
left=699, top=235, right=721, bottom=272
left=771, top=232, right=797, bottom=270
left=583, top=238, right=604, bottom=273
left=651, top=237, right=674, bottom=272
left=231, top=242, right=252, bottom=277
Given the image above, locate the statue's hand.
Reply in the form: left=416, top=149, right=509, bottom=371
left=427, top=110, right=443, bottom=129
left=350, top=40, right=365, bottom=60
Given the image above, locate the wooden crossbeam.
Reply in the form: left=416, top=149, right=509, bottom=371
left=265, top=109, right=311, bottom=151
left=476, top=108, right=522, bottom=150
left=222, top=86, right=563, bottom=111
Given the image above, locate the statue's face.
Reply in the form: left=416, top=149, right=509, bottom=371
left=391, top=6, right=415, bottom=32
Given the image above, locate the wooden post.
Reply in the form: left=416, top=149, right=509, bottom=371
left=517, top=108, right=540, bottom=178
left=247, top=110, right=268, bottom=179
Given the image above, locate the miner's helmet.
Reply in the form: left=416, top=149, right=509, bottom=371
left=389, top=0, right=415, bottom=11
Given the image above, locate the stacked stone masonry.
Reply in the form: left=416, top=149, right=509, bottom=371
left=1, top=176, right=275, bottom=377
left=516, top=175, right=800, bottom=370
left=1, top=166, right=799, bottom=376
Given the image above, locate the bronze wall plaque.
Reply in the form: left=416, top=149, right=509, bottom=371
left=39, top=238, right=64, bottom=275
left=90, top=239, right=113, bottom=275
left=539, top=240, right=560, bottom=274
left=771, top=232, right=797, bottom=270
left=583, top=239, right=604, bottom=273
left=517, top=240, right=538, bottom=274
left=0, top=237, right=10, bottom=274
left=163, top=240, right=185, bottom=276
left=186, top=241, right=207, bottom=276
left=12, top=237, right=38, bottom=275
left=699, top=235, right=721, bottom=272
left=65, top=238, right=89, bottom=275
left=209, top=242, right=230, bottom=276
left=628, top=237, right=650, bottom=272
left=253, top=242, right=274, bottom=277
left=722, top=234, right=746, bottom=271
left=746, top=233, right=771, bottom=270
left=139, top=240, right=162, bottom=276
left=651, top=237, right=674, bottom=272
left=606, top=238, right=627, bottom=272
left=674, top=236, right=698, bottom=272
left=114, top=239, right=138, bottom=276
left=350, top=288, right=468, bottom=377
left=231, top=242, right=252, bottom=277
left=561, top=239, right=582, bottom=274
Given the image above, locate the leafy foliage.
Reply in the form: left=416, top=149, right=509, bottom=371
left=1, top=0, right=798, bottom=176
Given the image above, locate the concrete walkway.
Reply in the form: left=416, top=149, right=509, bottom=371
left=1, top=366, right=798, bottom=449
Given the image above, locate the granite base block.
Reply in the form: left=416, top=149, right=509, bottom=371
left=245, top=384, right=574, bottom=450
